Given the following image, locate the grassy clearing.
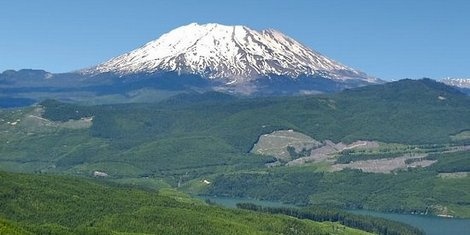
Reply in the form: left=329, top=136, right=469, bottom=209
left=451, top=130, right=470, bottom=141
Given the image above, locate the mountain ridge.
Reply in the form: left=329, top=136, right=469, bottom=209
left=440, top=78, right=470, bottom=95
left=441, top=78, right=470, bottom=88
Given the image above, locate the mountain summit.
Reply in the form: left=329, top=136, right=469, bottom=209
left=84, top=23, right=376, bottom=84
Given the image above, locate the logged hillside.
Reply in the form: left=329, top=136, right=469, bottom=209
left=0, top=79, right=469, bottom=179
left=0, top=171, right=371, bottom=235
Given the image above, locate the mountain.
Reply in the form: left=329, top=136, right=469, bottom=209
left=441, top=78, right=470, bottom=95
left=440, top=78, right=470, bottom=95
left=2, top=23, right=384, bottom=105
left=441, top=78, right=470, bottom=88
left=83, top=23, right=378, bottom=84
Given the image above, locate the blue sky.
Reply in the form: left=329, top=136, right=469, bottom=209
left=1, top=0, right=469, bottom=80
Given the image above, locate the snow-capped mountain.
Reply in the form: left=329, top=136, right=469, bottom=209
left=84, top=23, right=377, bottom=84
left=441, top=78, right=470, bottom=88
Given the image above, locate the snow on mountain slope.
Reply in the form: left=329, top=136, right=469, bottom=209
left=84, top=23, right=377, bottom=84
left=441, top=78, right=470, bottom=88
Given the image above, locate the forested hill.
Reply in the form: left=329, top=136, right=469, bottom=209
left=0, top=171, right=371, bottom=235
left=41, top=78, right=470, bottom=150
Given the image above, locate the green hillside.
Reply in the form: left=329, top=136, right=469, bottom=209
left=0, top=171, right=372, bottom=235
left=40, top=78, right=470, bottom=152
left=0, top=218, right=31, bottom=235
left=0, top=79, right=469, bottom=218
left=208, top=152, right=470, bottom=217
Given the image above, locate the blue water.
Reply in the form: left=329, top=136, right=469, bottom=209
left=348, top=209, right=470, bottom=235
left=198, top=196, right=298, bottom=209
left=199, top=196, right=470, bottom=235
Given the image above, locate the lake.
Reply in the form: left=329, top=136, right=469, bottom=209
left=348, top=209, right=470, bottom=235
left=199, top=196, right=470, bottom=235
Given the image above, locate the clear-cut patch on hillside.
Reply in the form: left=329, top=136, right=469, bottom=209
left=250, top=130, right=322, bottom=161
left=331, top=154, right=436, bottom=173
left=0, top=106, right=93, bottom=134
left=250, top=130, right=379, bottom=167
left=438, top=172, right=470, bottom=179
left=450, top=130, right=470, bottom=141
left=250, top=130, right=445, bottom=173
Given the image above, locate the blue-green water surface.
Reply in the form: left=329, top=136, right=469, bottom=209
left=199, top=196, right=470, bottom=235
